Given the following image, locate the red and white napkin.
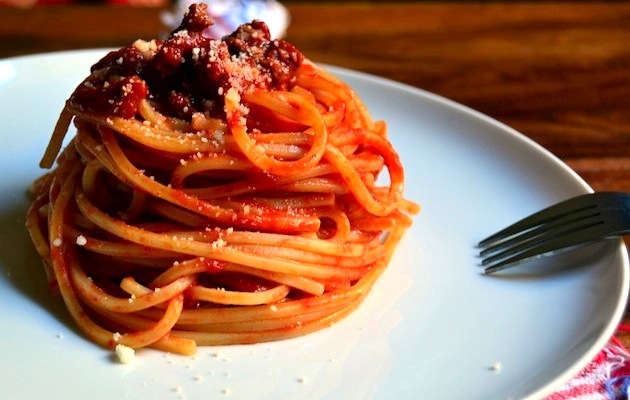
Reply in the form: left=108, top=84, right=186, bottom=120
left=546, top=330, right=630, bottom=400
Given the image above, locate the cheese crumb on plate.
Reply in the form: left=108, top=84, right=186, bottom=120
left=115, top=344, right=136, bottom=364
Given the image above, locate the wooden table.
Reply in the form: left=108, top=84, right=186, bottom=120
left=1, top=0, right=630, bottom=348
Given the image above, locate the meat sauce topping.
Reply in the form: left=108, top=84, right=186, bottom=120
left=70, top=3, right=304, bottom=120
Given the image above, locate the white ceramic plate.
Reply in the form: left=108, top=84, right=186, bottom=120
left=0, top=49, right=627, bottom=400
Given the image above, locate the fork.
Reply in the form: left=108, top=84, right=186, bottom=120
left=478, top=192, right=630, bottom=274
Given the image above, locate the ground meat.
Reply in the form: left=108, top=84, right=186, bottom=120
left=225, top=20, right=303, bottom=91
left=69, top=3, right=304, bottom=120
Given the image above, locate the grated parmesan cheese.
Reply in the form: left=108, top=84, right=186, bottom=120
left=212, top=238, right=227, bottom=248
left=490, top=361, right=502, bottom=373
left=115, top=344, right=135, bottom=364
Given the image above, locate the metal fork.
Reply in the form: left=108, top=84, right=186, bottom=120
left=478, top=192, right=630, bottom=274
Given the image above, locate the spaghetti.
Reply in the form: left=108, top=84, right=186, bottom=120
left=26, top=3, right=419, bottom=356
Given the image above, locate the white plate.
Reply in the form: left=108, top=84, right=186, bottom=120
left=0, top=49, right=628, bottom=400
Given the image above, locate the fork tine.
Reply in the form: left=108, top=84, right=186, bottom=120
left=481, top=213, right=606, bottom=272
left=478, top=192, right=630, bottom=274
left=479, top=205, right=601, bottom=257
left=477, top=193, right=597, bottom=248
left=482, top=220, right=609, bottom=274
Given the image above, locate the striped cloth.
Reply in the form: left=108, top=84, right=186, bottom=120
left=546, top=336, right=630, bottom=400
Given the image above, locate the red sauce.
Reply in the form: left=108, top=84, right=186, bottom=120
left=70, top=3, right=304, bottom=120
